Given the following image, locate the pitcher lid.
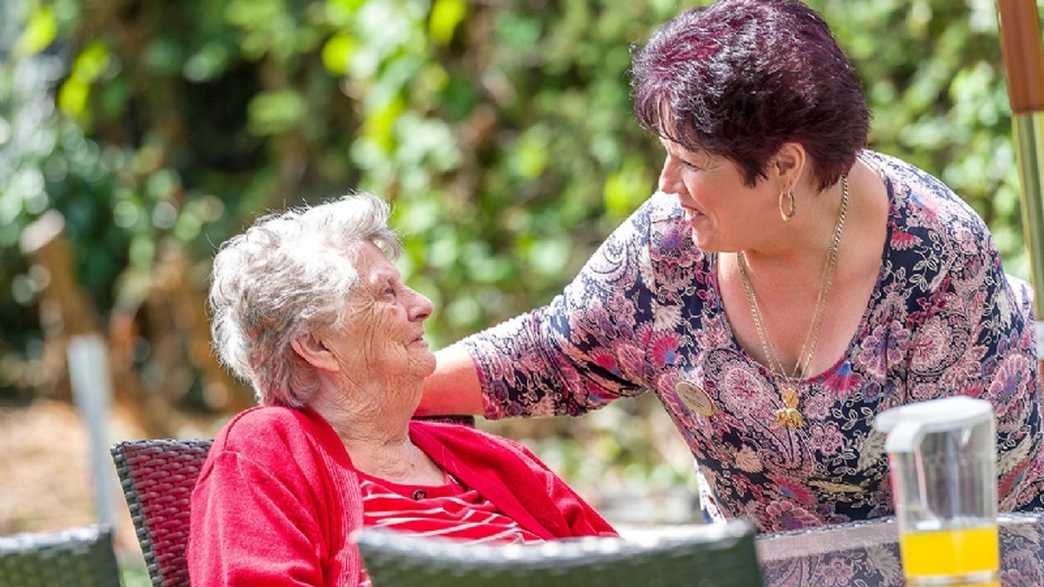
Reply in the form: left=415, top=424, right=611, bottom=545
left=874, top=396, right=993, bottom=453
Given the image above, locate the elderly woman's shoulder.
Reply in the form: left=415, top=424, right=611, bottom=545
left=211, top=405, right=313, bottom=453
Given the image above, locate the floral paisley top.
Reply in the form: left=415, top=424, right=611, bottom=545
left=463, top=151, right=1044, bottom=532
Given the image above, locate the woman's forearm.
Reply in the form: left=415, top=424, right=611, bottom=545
left=417, top=343, right=485, bottom=416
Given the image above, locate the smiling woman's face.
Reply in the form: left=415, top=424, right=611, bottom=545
left=321, top=241, right=436, bottom=386
left=657, top=138, right=779, bottom=252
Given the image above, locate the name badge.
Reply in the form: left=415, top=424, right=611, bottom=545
left=675, top=380, right=716, bottom=418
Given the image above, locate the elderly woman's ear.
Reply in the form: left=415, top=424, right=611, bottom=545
left=291, top=333, right=341, bottom=373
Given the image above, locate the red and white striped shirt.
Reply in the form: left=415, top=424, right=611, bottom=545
left=357, top=470, right=544, bottom=586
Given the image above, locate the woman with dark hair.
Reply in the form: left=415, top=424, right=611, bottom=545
left=420, top=0, right=1044, bottom=532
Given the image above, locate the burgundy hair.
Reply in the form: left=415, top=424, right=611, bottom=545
left=631, top=0, right=869, bottom=190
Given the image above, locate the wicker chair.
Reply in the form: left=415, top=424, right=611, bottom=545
left=111, top=439, right=212, bottom=587
left=356, top=520, right=764, bottom=587
left=110, top=416, right=474, bottom=587
left=0, top=525, right=121, bottom=587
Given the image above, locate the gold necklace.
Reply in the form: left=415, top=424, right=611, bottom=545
left=737, top=176, right=849, bottom=430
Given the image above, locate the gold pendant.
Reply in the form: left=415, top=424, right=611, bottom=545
left=774, top=387, right=804, bottom=429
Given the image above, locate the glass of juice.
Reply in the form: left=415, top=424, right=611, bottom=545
left=876, top=397, right=999, bottom=586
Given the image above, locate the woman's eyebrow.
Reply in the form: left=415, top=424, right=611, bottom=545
left=369, top=272, right=397, bottom=289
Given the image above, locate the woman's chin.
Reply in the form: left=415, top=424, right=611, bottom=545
left=690, top=227, right=722, bottom=251
left=412, top=353, right=437, bottom=378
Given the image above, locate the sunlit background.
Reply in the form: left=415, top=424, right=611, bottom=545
left=0, top=0, right=1036, bottom=581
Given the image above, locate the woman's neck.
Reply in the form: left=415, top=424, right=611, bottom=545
left=735, top=157, right=884, bottom=295
left=308, top=377, right=430, bottom=480
left=744, top=160, right=874, bottom=277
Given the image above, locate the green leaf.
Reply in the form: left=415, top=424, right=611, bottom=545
left=326, top=0, right=365, bottom=27
left=16, top=6, right=57, bottom=56
left=604, top=159, right=652, bottom=219
left=362, top=96, right=406, bottom=153
left=58, top=79, right=90, bottom=120
left=247, top=90, right=306, bottom=135
left=529, top=238, right=570, bottom=276
left=321, top=33, right=357, bottom=75
left=429, top=0, right=467, bottom=46
left=446, top=296, right=481, bottom=328
left=184, top=43, right=231, bottom=82
left=71, top=41, right=111, bottom=83
left=226, top=0, right=283, bottom=29
left=510, top=127, right=550, bottom=179
left=143, top=37, right=183, bottom=74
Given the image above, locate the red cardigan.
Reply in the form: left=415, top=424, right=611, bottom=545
left=188, top=406, right=616, bottom=586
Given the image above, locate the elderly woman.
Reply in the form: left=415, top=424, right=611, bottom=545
left=421, top=0, right=1044, bottom=532
left=187, top=194, right=615, bottom=586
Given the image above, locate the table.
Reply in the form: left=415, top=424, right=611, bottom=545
left=756, top=513, right=1044, bottom=586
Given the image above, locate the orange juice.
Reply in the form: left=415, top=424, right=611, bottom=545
left=899, top=524, right=999, bottom=585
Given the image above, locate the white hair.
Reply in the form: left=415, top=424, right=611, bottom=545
left=208, top=192, right=401, bottom=407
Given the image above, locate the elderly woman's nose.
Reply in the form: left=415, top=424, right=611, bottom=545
left=409, top=290, right=434, bottom=321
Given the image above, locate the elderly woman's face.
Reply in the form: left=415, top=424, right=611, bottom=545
left=323, top=242, right=436, bottom=383
left=658, top=138, right=778, bottom=252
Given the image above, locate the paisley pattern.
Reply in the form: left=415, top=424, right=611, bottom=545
left=463, top=151, right=1044, bottom=531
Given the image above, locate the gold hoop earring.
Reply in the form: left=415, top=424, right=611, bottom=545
left=779, top=190, right=797, bottom=223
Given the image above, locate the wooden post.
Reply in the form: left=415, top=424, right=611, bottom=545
left=997, top=0, right=1044, bottom=375
left=67, top=334, right=116, bottom=526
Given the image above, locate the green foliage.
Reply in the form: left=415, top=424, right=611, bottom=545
left=0, top=0, right=1040, bottom=507
left=4, top=0, right=1029, bottom=345
left=16, top=5, right=57, bottom=57
left=813, top=0, right=1029, bottom=272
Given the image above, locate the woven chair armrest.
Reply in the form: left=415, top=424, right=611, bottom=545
left=0, top=525, right=120, bottom=587
left=357, top=519, right=764, bottom=587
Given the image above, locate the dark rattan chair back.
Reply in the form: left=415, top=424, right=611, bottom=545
left=357, top=518, right=764, bottom=587
left=0, top=525, right=121, bottom=587
left=110, top=439, right=212, bottom=587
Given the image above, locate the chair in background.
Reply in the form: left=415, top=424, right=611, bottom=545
left=0, top=525, right=121, bottom=587
left=356, top=519, right=764, bottom=587
left=110, top=439, right=211, bottom=587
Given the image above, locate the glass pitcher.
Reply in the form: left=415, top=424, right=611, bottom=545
left=874, top=396, right=999, bottom=586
